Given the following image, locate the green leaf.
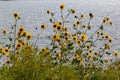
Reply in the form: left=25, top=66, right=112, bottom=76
left=87, top=26, right=91, bottom=29
left=68, top=46, right=74, bottom=50
left=53, top=46, right=58, bottom=48
left=68, top=42, right=74, bottom=47
left=105, top=52, right=111, bottom=55
left=100, top=60, right=103, bottom=64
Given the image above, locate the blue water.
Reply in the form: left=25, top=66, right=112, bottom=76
left=0, top=0, right=120, bottom=49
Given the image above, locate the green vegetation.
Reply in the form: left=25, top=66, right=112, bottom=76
left=0, top=3, right=120, bottom=80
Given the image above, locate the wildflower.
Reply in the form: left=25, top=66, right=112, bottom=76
left=26, top=34, right=32, bottom=40
left=4, top=48, right=9, bottom=53
left=2, top=29, right=7, bottom=35
left=21, top=41, right=26, bottom=46
left=89, top=13, right=93, bottom=19
left=41, top=48, right=47, bottom=53
left=96, top=30, right=100, bottom=35
left=46, top=9, right=50, bottom=14
left=104, top=33, right=109, bottom=39
left=114, top=51, right=119, bottom=57
left=81, top=13, right=85, bottom=18
left=16, top=42, right=22, bottom=48
left=82, top=24, right=86, bottom=28
left=64, top=26, right=68, bottom=32
left=60, top=3, right=65, bottom=10
left=16, top=50, right=20, bottom=54
left=102, top=18, right=107, bottom=23
left=72, top=36, right=77, bottom=41
left=74, top=53, right=79, bottom=59
left=87, top=44, right=91, bottom=49
left=108, top=38, right=112, bottom=43
left=56, top=53, right=61, bottom=58
left=23, top=31, right=28, bottom=37
left=73, top=23, right=77, bottom=29
left=88, top=48, right=92, bottom=53
left=53, top=34, right=60, bottom=40
left=104, top=44, right=110, bottom=50
left=77, top=40, right=81, bottom=45
left=41, top=24, right=46, bottom=29
left=81, top=34, right=86, bottom=41
left=18, top=26, right=25, bottom=32
left=79, top=58, right=84, bottom=63
left=57, top=25, right=62, bottom=31
left=71, top=9, right=76, bottom=14
left=94, top=51, right=99, bottom=56
left=13, top=11, right=19, bottom=19
left=64, top=32, right=69, bottom=37
left=110, top=21, right=112, bottom=26
left=52, top=23, right=57, bottom=28
left=58, top=22, right=62, bottom=26
left=76, top=20, right=80, bottom=26
left=6, top=60, right=10, bottom=64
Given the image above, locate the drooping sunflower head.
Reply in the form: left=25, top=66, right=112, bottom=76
left=13, top=11, right=19, bottom=19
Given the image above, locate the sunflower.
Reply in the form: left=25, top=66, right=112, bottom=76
left=96, top=30, right=100, bottom=35
left=104, top=33, right=109, bottom=39
left=74, top=53, right=79, bottom=59
left=13, top=11, right=19, bottom=19
left=81, top=13, right=85, bottom=18
left=60, top=3, right=65, bottom=10
left=79, top=58, right=84, bottom=63
left=23, top=31, right=28, bottom=37
left=87, top=44, right=91, bottom=49
left=73, top=23, right=77, bottom=29
left=88, top=48, right=92, bottom=53
left=52, top=23, right=57, bottom=28
left=2, top=29, right=7, bottom=35
left=56, top=53, right=61, bottom=59
left=89, top=13, right=93, bottom=19
left=64, top=26, right=68, bottom=32
left=81, top=34, right=86, bottom=41
left=76, top=20, right=80, bottom=26
left=110, top=21, right=112, bottom=26
left=4, top=48, right=9, bottom=53
left=42, top=48, right=47, bottom=52
left=26, top=34, right=32, bottom=40
left=108, top=38, right=112, bottom=43
left=46, top=9, right=50, bottom=14
left=72, top=36, right=77, bottom=41
left=21, top=41, right=26, bottom=46
left=16, top=42, right=22, bottom=48
left=104, top=44, right=110, bottom=50
left=41, top=24, right=46, bottom=29
left=102, top=18, right=107, bottom=23
left=53, top=34, right=60, bottom=40
left=82, top=24, right=86, bottom=28
left=18, top=26, right=25, bottom=33
left=77, top=40, right=81, bottom=45
left=58, top=22, right=62, bottom=26
left=57, top=25, right=62, bottom=31
left=71, top=9, right=76, bottom=14
left=94, top=51, right=99, bottom=56
left=114, top=51, right=119, bottom=57
left=6, top=60, right=10, bottom=64
left=16, top=50, right=20, bottom=54
left=64, top=32, right=69, bottom=37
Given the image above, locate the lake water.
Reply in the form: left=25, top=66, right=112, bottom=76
left=0, top=0, right=120, bottom=50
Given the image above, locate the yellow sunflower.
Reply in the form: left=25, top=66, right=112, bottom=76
left=13, top=11, right=19, bottom=19
left=71, top=9, right=76, bottom=14
left=60, top=3, right=65, bottom=10
left=46, top=9, right=51, bottom=14
left=18, top=26, right=25, bottom=33
left=89, top=13, right=93, bottom=19
left=26, top=34, right=32, bottom=40
left=56, top=53, right=62, bottom=59
left=114, top=51, right=119, bottom=57
left=81, top=13, right=85, bottom=18
left=81, top=34, right=86, bottom=41
left=53, top=34, right=60, bottom=40
left=41, top=24, right=46, bottom=29
left=2, top=29, right=7, bottom=35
